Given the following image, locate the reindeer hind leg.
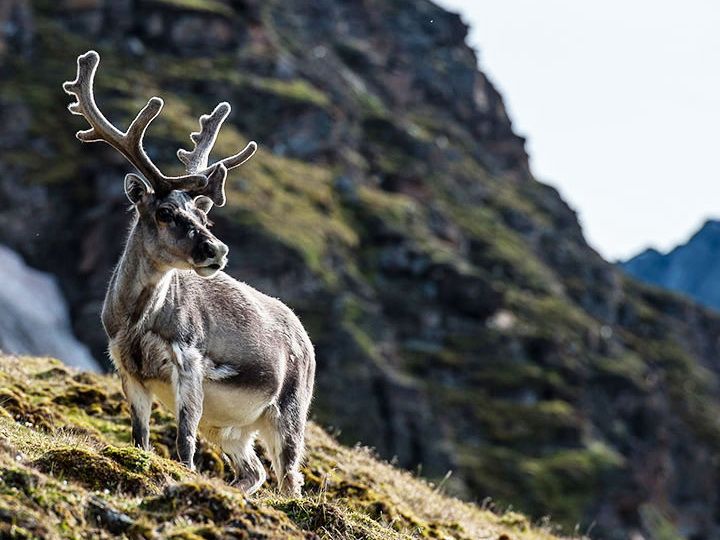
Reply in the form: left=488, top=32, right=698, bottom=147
left=220, top=429, right=266, bottom=495
left=258, top=401, right=306, bottom=497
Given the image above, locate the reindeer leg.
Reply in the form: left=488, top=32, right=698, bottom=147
left=121, top=374, right=153, bottom=451
left=172, top=345, right=204, bottom=470
left=258, top=401, right=306, bottom=497
left=221, top=430, right=267, bottom=495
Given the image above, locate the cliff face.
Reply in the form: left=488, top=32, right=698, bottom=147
left=622, top=219, right=720, bottom=310
left=3, top=1, right=720, bottom=538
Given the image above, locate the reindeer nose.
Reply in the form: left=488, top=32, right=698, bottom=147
left=199, top=240, right=217, bottom=260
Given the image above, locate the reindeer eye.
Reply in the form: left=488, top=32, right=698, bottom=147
left=156, top=208, right=174, bottom=223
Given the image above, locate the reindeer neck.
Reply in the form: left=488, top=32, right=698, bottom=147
left=109, top=219, right=175, bottom=321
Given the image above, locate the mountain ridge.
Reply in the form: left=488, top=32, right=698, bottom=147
left=622, top=218, right=720, bottom=310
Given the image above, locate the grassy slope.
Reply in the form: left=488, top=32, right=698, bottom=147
left=0, top=355, right=564, bottom=540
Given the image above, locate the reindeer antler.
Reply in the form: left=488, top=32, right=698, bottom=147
left=63, top=50, right=208, bottom=195
left=177, top=102, right=257, bottom=206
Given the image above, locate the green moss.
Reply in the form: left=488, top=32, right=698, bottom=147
left=639, top=504, right=684, bottom=540
left=507, top=291, right=594, bottom=344
left=443, top=391, right=579, bottom=447
left=33, top=366, right=71, bottom=381
left=33, top=447, right=142, bottom=494
left=52, top=383, right=108, bottom=409
left=103, top=445, right=185, bottom=482
left=469, top=360, right=568, bottom=394
left=225, top=153, right=358, bottom=285
left=272, top=498, right=407, bottom=540
left=355, top=90, right=387, bottom=117
left=440, top=198, right=554, bottom=293
left=33, top=445, right=185, bottom=495
left=252, top=78, right=330, bottom=107
left=621, top=333, right=720, bottom=447
left=148, top=0, right=235, bottom=17
left=593, top=352, right=649, bottom=389
left=141, top=482, right=237, bottom=522
left=356, top=185, right=424, bottom=234
left=62, top=405, right=132, bottom=445
left=497, top=511, right=531, bottom=531
left=0, top=387, right=59, bottom=432
left=519, top=442, right=623, bottom=526
left=462, top=443, right=622, bottom=531
left=0, top=467, right=39, bottom=494
left=0, top=498, right=47, bottom=538
left=350, top=184, right=476, bottom=280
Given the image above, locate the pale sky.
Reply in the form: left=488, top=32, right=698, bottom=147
left=434, top=0, right=720, bottom=261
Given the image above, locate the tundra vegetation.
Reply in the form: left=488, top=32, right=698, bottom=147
left=0, top=355, right=562, bottom=539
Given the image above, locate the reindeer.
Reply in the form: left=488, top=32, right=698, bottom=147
left=63, top=51, right=315, bottom=496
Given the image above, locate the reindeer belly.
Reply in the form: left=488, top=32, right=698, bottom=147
left=145, top=379, right=271, bottom=428
left=201, top=382, right=271, bottom=427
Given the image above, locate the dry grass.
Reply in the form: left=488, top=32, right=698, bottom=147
left=0, top=354, right=573, bottom=539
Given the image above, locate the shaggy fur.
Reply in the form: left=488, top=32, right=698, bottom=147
left=65, top=50, right=315, bottom=496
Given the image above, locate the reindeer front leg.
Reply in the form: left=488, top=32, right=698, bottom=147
left=172, top=345, right=204, bottom=470
left=121, top=375, right=153, bottom=451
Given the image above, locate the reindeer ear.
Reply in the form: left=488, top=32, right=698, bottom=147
left=204, top=164, right=227, bottom=207
left=194, top=195, right=214, bottom=214
left=124, top=173, right=153, bottom=204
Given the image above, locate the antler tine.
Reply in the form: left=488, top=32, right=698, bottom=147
left=178, top=102, right=257, bottom=207
left=178, top=101, right=258, bottom=178
left=177, top=102, right=231, bottom=174
left=63, top=50, right=208, bottom=194
left=200, top=140, right=258, bottom=176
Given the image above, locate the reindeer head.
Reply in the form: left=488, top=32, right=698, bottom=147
left=63, top=51, right=256, bottom=277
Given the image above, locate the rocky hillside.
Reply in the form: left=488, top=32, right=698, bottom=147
left=622, top=219, right=720, bottom=311
left=4, top=1, right=720, bottom=538
left=0, top=354, right=561, bottom=539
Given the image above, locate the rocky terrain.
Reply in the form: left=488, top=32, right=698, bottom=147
left=622, top=219, right=720, bottom=311
left=3, top=1, right=720, bottom=538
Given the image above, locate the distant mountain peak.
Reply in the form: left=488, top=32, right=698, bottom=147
left=621, top=218, right=720, bottom=310
left=632, top=246, right=663, bottom=259
left=692, top=218, right=720, bottom=240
